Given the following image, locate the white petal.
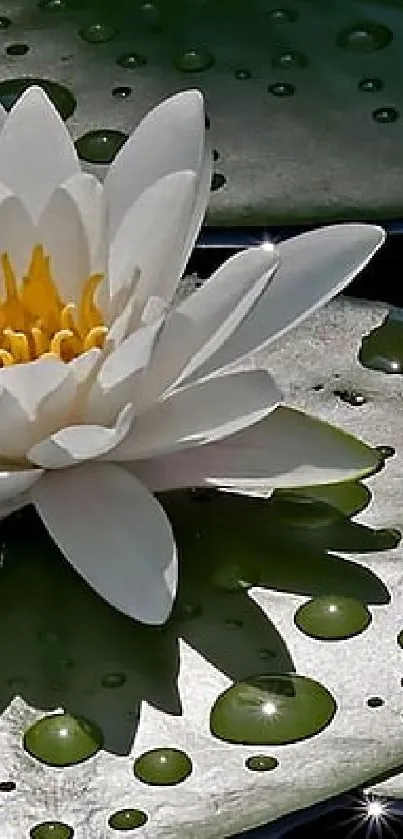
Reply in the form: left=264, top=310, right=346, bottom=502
left=108, top=170, right=197, bottom=311
left=111, top=370, right=281, bottom=462
left=132, top=406, right=379, bottom=491
left=140, top=245, right=278, bottom=406
left=180, top=143, right=213, bottom=280
left=187, top=224, right=386, bottom=381
left=28, top=403, right=135, bottom=468
left=0, top=86, right=79, bottom=222
left=32, top=462, right=177, bottom=624
left=0, top=360, right=76, bottom=459
left=105, top=89, right=205, bottom=239
left=37, top=186, right=91, bottom=304
left=0, top=467, right=43, bottom=503
left=69, top=348, right=102, bottom=385
left=0, top=186, right=34, bottom=278
left=85, top=317, right=164, bottom=425
left=61, top=173, right=107, bottom=273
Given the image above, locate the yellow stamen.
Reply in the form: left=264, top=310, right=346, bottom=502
left=84, top=325, right=109, bottom=351
left=0, top=349, right=14, bottom=366
left=0, top=245, right=108, bottom=365
left=78, top=273, right=104, bottom=336
left=3, top=329, right=30, bottom=363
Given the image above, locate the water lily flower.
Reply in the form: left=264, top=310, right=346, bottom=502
left=0, top=85, right=384, bottom=624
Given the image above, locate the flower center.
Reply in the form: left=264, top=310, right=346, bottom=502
left=0, top=245, right=108, bottom=366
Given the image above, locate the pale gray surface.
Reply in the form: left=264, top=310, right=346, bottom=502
left=1, top=0, right=403, bottom=223
left=1, top=297, right=403, bottom=836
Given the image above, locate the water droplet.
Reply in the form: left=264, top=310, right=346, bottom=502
left=337, top=21, right=393, bottom=52
left=140, top=2, right=160, bottom=28
left=23, top=712, right=103, bottom=766
left=205, top=114, right=211, bottom=129
left=334, top=389, right=367, bottom=406
left=373, top=106, right=399, bottom=123
left=312, top=383, right=324, bottom=391
left=210, top=674, right=336, bottom=744
left=108, top=809, right=148, bottom=830
left=397, top=629, right=403, bottom=648
left=6, top=43, right=29, bottom=55
left=245, top=754, right=278, bottom=771
left=176, top=601, right=202, bottom=620
left=213, top=148, right=220, bottom=161
left=268, top=82, right=295, bottom=97
left=79, top=23, right=117, bottom=43
left=211, top=172, right=226, bottom=191
left=112, top=86, right=132, bottom=99
left=0, top=781, right=15, bottom=791
left=258, top=648, right=277, bottom=660
left=0, top=78, right=76, bottom=119
left=375, top=445, right=395, bottom=459
left=30, top=823, right=74, bottom=839
left=101, top=672, right=127, bottom=688
left=294, top=596, right=371, bottom=640
left=225, top=618, right=243, bottom=629
left=358, top=77, right=384, bottom=93
left=175, top=48, right=214, bottom=72
left=235, top=67, right=252, bottom=80
left=0, top=16, right=11, bottom=27
left=359, top=312, right=403, bottom=372
left=133, top=748, right=192, bottom=785
left=211, top=561, right=259, bottom=591
left=367, top=696, right=384, bottom=708
left=400, top=677, right=403, bottom=687
left=116, top=52, right=147, bottom=68
left=76, top=129, right=127, bottom=164
left=38, top=0, right=67, bottom=9
left=272, top=50, right=308, bottom=68
left=267, top=8, right=298, bottom=23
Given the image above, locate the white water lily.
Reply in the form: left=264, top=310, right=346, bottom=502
left=0, top=85, right=385, bottom=625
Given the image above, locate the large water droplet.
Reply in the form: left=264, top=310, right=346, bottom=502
left=268, top=82, right=295, bottom=97
left=210, top=674, right=336, bottom=744
left=76, top=130, right=127, bottom=164
left=24, top=713, right=103, bottom=766
left=272, top=50, right=308, bottom=68
left=175, top=48, right=214, bottom=72
left=373, top=106, right=399, bottom=123
left=294, top=595, right=372, bottom=640
left=397, top=629, right=403, bottom=648
left=140, top=2, right=160, bottom=28
left=101, top=672, right=127, bottom=688
left=359, top=312, right=403, bottom=373
left=79, top=23, right=117, bottom=43
left=245, top=754, right=278, bottom=771
left=0, top=78, right=76, bottom=119
left=367, top=696, right=384, bottom=708
left=267, top=8, right=298, bottom=23
left=211, top=172, right=226, bottom=191
left=337, top=21, right=393, bottom=52
left=108, top=809, right=148, bottom=830
left=0, top=15, right=11, bottom=26
left=133, top=748, right=192, bottom=785
left=358, top=77, right=384, bottom=93
left=116, top=52, right=147, bottom=68
left=30, top=823, right=74, bottom=839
